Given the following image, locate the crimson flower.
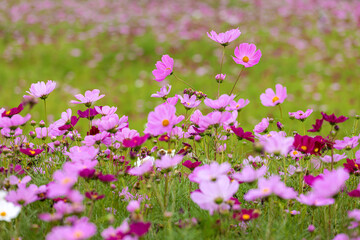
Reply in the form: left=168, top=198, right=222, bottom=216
left=182, top=160, right=201, bottom=170
left=79, top=169, right=96, bottom=179
left=85, top=191, right=105, bottom=201
left=230, top=126, right=254, bottom=142
left=233, top=209, right=260, bottom=221
left=78, top=108, right=99, bottom=119
left=58, top=116, right=79, bottom=131
left=293, top=134, right=325, bottom=155
left=321, top=112, right=349, bottom=125
left=2, top=104, right=24, bottom=118
left=98, top=172, right=117, bottom=182
left=19, top=148, right=44, bottom=157
left=122, top=134, right=150, bottom=148
left=343, top=159, right=360, bottom=174
left=308, top=119, right=324, bottom=132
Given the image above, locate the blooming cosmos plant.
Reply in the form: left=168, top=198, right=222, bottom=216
left=26, top=80, right=56, bottom=99
left=233, top=43, right=262, bottom=68
left=207, top=28, right=241, bottom=46
left=260, top=84, right=287, bottom=107
left=152, top=55, right=174, bottom=82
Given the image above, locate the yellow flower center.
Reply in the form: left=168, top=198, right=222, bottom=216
left=355, top=164, right=359, bottom=168
left=61, top=177, right=71, bottom=185
left=262, top=188, right=270, bottom=193
left=272, top=96, right=280, bottom=103
left=301, top=146, right=307, bottom=151
left=162, top=119, right=170, bottom=127
left=293, top=151, right=298, bottom=155
left=0, top=212, right=6, bottom=217
left=6, top=110, right=10, bottom=115
left=242, top=214, right=250, bottom=220
left=73, top=231, right=84, bottom=238
left=314, top=148, right=319, bottom=153
left=236, top=104, right=240, bottom=108
left=187, top=102, right=190, bottom=106
left=242, top=56, right=249, bottom=63
left=29, top=150, right=36, bottom=155
left=165, top=67, right=171, bottom=71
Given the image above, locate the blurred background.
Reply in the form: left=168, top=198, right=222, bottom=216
left=0, top=0, right=359, bottom=132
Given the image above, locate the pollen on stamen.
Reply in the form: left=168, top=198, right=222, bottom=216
left=272, top=96, right=280, bottom=103
left=162, top=119, right=170, bottom=127
left=242, top=56, right=249, bottom=63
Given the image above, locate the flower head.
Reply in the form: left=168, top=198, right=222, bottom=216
left=233, top=43, right=261, bottom=68
left=207, top=28, right=241, bottom=46
left=151, top=84, right=171, bottom=98
left=0, top=199, right=21, bottom=222
left=289, top=109, right=313, bottom=120
left=70, top=89, right=105, bottom=107
left=152, top=55, right=174, bottom=82
left=260, top=84, right=287, bottom=107
left=321, top=112, right=349, bottom=125
left=26, top=80, right=56, bottom=99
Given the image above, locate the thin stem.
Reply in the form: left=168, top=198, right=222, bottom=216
left=217, top=46, right=226, bottom=98
left=172, top=73, right=195, bottom=90
left=278, top=104, right=283, bottom=121
left=229, top=66, right=244, bottom=95
left=164, top=174, right=169, bottom=210
left=43, top=99, right=47, bottom=125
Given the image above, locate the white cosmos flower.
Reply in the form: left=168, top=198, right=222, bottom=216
left=0, top=199, right=21, bottom=222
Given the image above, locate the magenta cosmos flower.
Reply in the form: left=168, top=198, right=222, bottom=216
left=207, top=28, right=241, bottom=46
left=145, top=103, right=184, bottom=136
left=233, top=43, right=262, bottom=68
left=260, top=84, right=287, bottom=107
left=152, top=55, right=174, bottom=82
left=26, top=80, right=56, bottom=99
left=191, top=176, right=239, bottom=215
left=70, top=89, right=105, bottom=107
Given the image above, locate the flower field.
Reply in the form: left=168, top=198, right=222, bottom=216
left=0, top=0, right=360, bottom=239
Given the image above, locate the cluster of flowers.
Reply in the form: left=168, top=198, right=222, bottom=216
left=0, top=28, right=359, bottom=239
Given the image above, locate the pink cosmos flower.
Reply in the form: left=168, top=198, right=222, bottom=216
left=207, top=28, right=241, bottom=46
left=225, top=98, right=249, bottom=111
left=189, top=162, right=231, bottom=183
left=260, top=84, right=287, bottom=107
left=70, top=89, right=105, bottom=107
left=95, top=114, right=128, bottom=133
left=152, top=55, right=174, bottom=82
left=191, top=176, right=239, bottom=215
left=6, top=184, right=39, bottom=206
left=65, top=146, right=98, bottom=162
left=262, top=134, right=294, bottom=156
left=204, top=94, right=235, bottom=110
left=244, top=176, right=297, bottom=201
left=333, top=136, right=359, bottom=150
left=320, top=153, right=346, bottom=163
left=215, top=74, right=226, bottom=82
left=297, top=192, right=335, bottom=206
left=83, top=132, right=112, bottom=147
left=289, top=109, right=313, bottom=120
left=253, top=118, right=269, bottom=133
left=128, top=160, right=153, bottom=176
left=94, top=106, right=117, bottom=116
left=45, top=217, right=96, bottom=240
left=155, top=154, right=183, bottom=170
left=233, top=43, right=262, bottom=68
left=0, top=114, right=31, bottom=129
left=199, top=111, right=233, bottom=129
left=115, top=128, right=139, bottom=142
left=9, top=175, right=31, bottom=187
left=232, top=165, right=267, bottom=183
left=26, top=80, right=56, bottom=99
left=151, top=84, right=171, bottom=98
left=145, top=103, right=184, bottom=136
left=311, top=168, right=349, bottom=199
left=127, top=200, right=140, bottom=213
left=35, top=127, right=47, bottom=139
left=47, top=169, right=78, bottom=198
left=177, top=94, right=201, bottom=109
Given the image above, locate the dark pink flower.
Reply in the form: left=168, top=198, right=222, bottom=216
left=230, top=126, right=255, bottom=143
left=182, top=160, right=201, bottom=170
left=321, top=112, right=349, bottom=125
left=2, top=104, right=24, bottom=118
left=19, top=148, right=44, bottom=157
left=98, top=173, right=117, bottom=182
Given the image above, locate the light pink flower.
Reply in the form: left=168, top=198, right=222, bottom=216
left=289, top=109, right=313, bottom=120
left=26, top=80, right=56, bottom=99
left=155, top=154, right=183, bottom=170
left=177, top=94, right=201, bottom=109
left=189, top=162, right=231, bottom=183
left=128, top=160, right=153, bottom=176
left=260, top=84, right=287, bottom=107
left=233, top=43, right=261, bottom=68
left=204, top=94, right=235, bottom=110
left=225, top=98, right=249, bottom=111
left=253, top=118, right=269, bottom=133
left=70, top=89, right=105, bottom=106
left=191, top=176, right=239, bottom=215
left=94, top=106, right=117, bottom=116
left=151, top=84, right=171, bottom=98
left=127, top=200, right=140, bottom=213
left=232, top=165, right=267, bottom=183
left=207, top=28, right=241, bottom=46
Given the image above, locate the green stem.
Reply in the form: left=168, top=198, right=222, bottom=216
left=278, top=104, right=283, bottom=121
left=43, top=99, right=47, bottom=125
left=164, top=175, right=169, bottom=210
left=172, top=73, right=195, bottom=90
left=217, top=46, right=226, bottom=98
left=229, top=66, right=244, bottom=95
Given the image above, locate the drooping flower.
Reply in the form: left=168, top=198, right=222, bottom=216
left=207, top=28, right=241, bottom=46
left=321, top=112, right=349, bottom=125
left=151, top=84, right=171, bottom=98
left=145, top=103, right=184, bottom=136
left=308, top=118, right=324, bottom=132
left=260, top=84, right=287, bottom=107
left=191, top=176, right=239, bottom=215
left=152, top=55, right=174, bottom=82
left=26, top=80, right=56, bottom=99
left=70, top=89, right=105, bottom=107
